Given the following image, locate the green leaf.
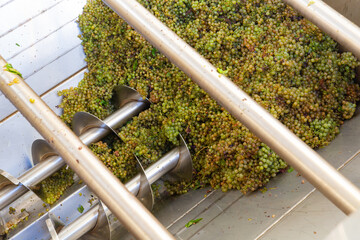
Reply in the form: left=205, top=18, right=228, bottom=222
left=287, top=167, right=294, bottom=173
left=77, top=205, right=84, bottom=213
left=151, top=48, right=157, bottom=57
left=132, top=59, right=138, bottom=71
left=185, top=218, right=203, bottom=228
left=3, top=63, right=22, bottom=77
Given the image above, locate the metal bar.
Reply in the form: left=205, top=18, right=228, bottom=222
left=58, top=147, right=181, bottom=240
left=0, top=101, right=147, bottom=210
left=58, top=204, right=100, bottom=240
left=0, top=56, right=174, bottom=240
left=20, top=156, right=64, bottom=188
left=0, top=184, right=27, bottom=210
left=283, top=0, right=360, bottom=60
left=103, top=0, right=360, bottom=215
left=0, top=155, right=64, bottom=209
left=126, top=148, right=180, bottom=195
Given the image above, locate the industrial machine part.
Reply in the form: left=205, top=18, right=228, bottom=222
left=0, top=0, right=360, bottom=239
left=0, top=85, right=150, bottom=210
left=103, top=0, right=360, bottom=215
left=0, top=57, right=174, bottom=240
left=54, top=134, right=192, bottom=240
left=1, top=129, right=192, bottom=239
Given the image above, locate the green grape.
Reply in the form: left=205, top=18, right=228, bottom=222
left=38, top=0, right=360, bottom=203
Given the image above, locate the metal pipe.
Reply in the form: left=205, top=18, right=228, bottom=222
left=103, top=0, right=360, bottom=215
left=126, top=148, right=180, bottom=195
left=58, top=146, right=181, bottom=240
left=283, top=0, right=360, bottom=60
left=0, top=56, right=174, bottom=240
left=58, top=204, right=100, bottom=240
left=0, top=98, right=147, bottom=210
left=104, top=101, right=147, bottom=130
left=0, top=155, right=66, bottom=209
left=20, top=156, right=64, bottom=188
left=0, top=184, right=27, bottom=210
left=146, top=148, right=180, bottom=183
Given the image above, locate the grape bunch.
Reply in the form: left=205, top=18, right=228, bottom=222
left=37, top=0, right=360, bottom=203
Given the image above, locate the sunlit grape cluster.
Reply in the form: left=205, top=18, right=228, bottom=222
left=38, top=0, right=359, bottom=203
left=35, top=167, right=74, bottom=205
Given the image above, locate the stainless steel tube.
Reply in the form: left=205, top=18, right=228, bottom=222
left=58, top=146, right=181, bottom=240
left=283, top=0, right=360, bottom=60
left=20, top=156, right=64, bottom=188
left=126, top=148, right=180, bottom=195
left=145, top=148, right=180, bottom=184
left=0, top=155, right=65, bottom=209
left=0, top=185, right=27, bottom=210
left=105, top=101, right=147, bottom=129
left=58, top=204, right=100, bottom=240
left=103, top=0, right=360, bottom=215
left=0, top=98, right=148, bottom=210
left=0, top=56, right=174, bottom=240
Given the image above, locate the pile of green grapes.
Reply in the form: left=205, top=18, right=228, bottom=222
left=38, top=0, right=360, bottom=204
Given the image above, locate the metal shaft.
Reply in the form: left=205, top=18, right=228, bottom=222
left=126, top=148, right=180, bottom=195
left=0, top=98, right=147, bottom=210
left=0, top=56, right=174, bottom=240
left=58, top=147, right=180, bottom=240
left=58, top=204, right=101, bottom=240
left=283, top=0, right=360, bottom=60
left=103, top=0, right=360, bottom=215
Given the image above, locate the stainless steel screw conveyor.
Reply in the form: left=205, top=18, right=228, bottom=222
left=0, top=0, right=360, bottom=239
